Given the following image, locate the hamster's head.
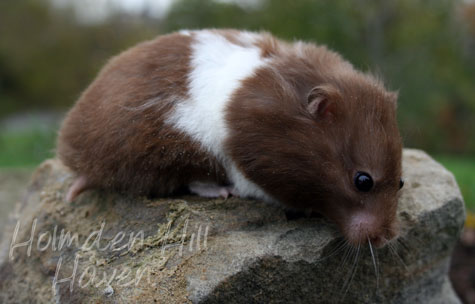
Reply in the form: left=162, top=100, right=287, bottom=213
left=227, top=69, right=403, bottom=248
left=301, top=79, right=404, bottom=248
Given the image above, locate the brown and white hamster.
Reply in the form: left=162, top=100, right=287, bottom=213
left=57, top=29, right=404, bottom=247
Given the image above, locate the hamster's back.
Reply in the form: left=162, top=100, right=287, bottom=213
left=57, top=32, right=227, bottom=196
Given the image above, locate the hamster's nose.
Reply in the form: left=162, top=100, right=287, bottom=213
left=346, top=212, right=391, bottom=247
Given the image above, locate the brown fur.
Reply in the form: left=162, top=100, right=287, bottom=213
left=57, top=33, right=227, bottom=197
left=225, top=39, right=402, bottom=246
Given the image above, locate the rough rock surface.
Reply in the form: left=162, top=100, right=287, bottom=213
left=0, top=149, right=465, bottom=303
left=0, top=169, right=32, bottom=243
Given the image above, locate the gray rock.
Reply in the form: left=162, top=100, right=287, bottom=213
left=0, top=168, right=32, bottom=243
left=0, top=149, right=465, bottom=303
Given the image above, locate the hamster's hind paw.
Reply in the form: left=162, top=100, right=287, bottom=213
left=66, top=176, right=89, bottom=202
left=188, top=182, right=237, bottom=199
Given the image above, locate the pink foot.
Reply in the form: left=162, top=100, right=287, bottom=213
left=66, top=176, right=89, bottom=202
left=188, top=182, right=237, bottom=199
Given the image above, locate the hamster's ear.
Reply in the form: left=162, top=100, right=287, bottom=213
left=307, top=85, right=340, bottom=119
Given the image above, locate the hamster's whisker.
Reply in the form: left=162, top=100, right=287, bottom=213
left=395, top=237, right=411, bottom=252
left=336, top=241, right=354, bottom=274
left=387, top=240, right=408, bottom=270
left=367, top=235, right=379, bottom=289
left=317, top=238, right=348, bottom=262
left=340, top=241, right=361, bottom=301
left=333, top=242, right=356, bottom=301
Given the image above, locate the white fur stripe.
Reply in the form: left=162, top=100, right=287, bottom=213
left=170, top=30, right=264, bottom=155
left=167, top=30, right=273, bottom=202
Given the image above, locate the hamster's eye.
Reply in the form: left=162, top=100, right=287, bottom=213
left=354, top=172, right=373, bottom=192
left=399, top=179, right=404, bottom=189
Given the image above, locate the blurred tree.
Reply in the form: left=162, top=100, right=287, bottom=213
left=0, top=0, right=473, bottom=154
left=163, top=0, right=475, bottom=153
left=0, top=0, right=158, bottom=117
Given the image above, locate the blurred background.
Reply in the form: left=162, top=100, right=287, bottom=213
left=0, top=0, right=474, bottom=301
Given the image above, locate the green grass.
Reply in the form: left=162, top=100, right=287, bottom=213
left=0, top=128, right=57, bottom=168
left=435, top=155, right=475, bottom=211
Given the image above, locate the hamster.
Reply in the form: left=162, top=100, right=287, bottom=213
left=57, top=29, right=404, bottom=248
